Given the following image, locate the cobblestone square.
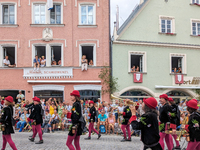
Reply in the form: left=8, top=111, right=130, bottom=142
left=0, top=132, right=187, bottom=150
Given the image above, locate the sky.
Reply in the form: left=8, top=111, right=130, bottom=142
left=110, top=0, right=140, bottom=34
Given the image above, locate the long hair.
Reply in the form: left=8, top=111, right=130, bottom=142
left=187, top=107, right=197, bottom=114
left=169, top=101, right=175, bottom=105
left=143, top=104, right=158, bottom=116
left=5, top=101, right=14, bottom=106
left=75, top=96, right=80, bottom=103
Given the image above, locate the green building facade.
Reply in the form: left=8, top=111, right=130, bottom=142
left=112, top=0, right=200, bottom=102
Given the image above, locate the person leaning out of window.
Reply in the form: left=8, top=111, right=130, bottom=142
left=40, top=56, right=46, bottom=67
left=89, top=60, right=94, bottom=66
left=3, top=56, right=16, bottom=68
left=33, top=55, right=40, bottom=71
left=81, top=55, right=88, bottom=71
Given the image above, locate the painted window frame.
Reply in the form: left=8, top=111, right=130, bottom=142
left=50, top=4, right=62, bottom=24
left=191, top=19, right=200, bottom=36
left=0, top=2, right=17, bottom=25
left=32, top=43, right=64, bottom=67
left=32, top=2, right=63, bottom=24
left=191, top=0, right=200, bottom=4
left=0, top=44, right=17, bottom=67
left=128, top=51, right=147, bottom=73
left=79, top=3, right=96, bottom=25
left=79, top=43, right=96, bottom=66
left=159, top=15, right=175, bottom=34
left=170, top=53, right=186, bottom=74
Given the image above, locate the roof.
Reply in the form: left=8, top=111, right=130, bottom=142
left=117, top=0, right=149, bottom=35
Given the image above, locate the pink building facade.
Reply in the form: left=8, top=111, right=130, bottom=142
left=0, top=0, right=110, bottom=103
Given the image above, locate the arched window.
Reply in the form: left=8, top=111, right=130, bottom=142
left=166, top=90, right=191, bottom=104
left=120, top=90, right=151, bottom=102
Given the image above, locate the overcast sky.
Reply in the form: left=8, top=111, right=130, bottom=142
left=110, top=0, right=140, bottom=34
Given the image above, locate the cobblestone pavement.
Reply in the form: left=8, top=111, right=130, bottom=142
left=0, top=132, right=188, bottom=150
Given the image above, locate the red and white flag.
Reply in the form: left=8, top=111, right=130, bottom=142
left=134, top=73, right=143, bottom=83
left=175, top=74, right=184, bottom=84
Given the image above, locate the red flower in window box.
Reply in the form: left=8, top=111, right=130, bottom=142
left=194, top=3, right=200, bottom=6
left=167, top=33, right=174, bottom=35
left=198, top=35, right=200, bottom=36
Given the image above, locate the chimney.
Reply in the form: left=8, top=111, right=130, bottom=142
left=116, top=5, right=119, bottom=31
left=113, top=22, right=118, bottom=41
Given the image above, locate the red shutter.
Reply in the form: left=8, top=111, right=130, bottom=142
left=134, top=73, right=143, bottom=83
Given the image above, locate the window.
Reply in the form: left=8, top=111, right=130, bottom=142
left=170, top=54, right=186, bottom=74
left=51, top=46, right=61, bottom=66
left=79, top=90, right=100, bottom=102
left=161, top=19, right=171, bottom=33
left=2, top=5, right=15, bottom=24
left=192, top=22, right=200, bottom=36
left=50, top=5, right=61, bottom=24
left=159, top=16, right=175, bottom=34
left=128, top=51, right=146, bottom=73
left=80, top=5, right=95, bottom=25
left=3, top=47, right=15, bottom=65
left=35, top=46, right=46, bottom=59
left=34, top=90, right=63, bottom=101
left=81, top=46, right=94, bottom=65
left=33, top=4, right=45, bottom=24
left=130, top=55, right=143, bottom=72
left=192, top=0, right=200, bottom=4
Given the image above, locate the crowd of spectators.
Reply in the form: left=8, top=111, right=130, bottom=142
left=0, top=94, right=144, bottom=137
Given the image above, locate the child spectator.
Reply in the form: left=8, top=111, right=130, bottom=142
left=81, top=55, right=88, bottom=71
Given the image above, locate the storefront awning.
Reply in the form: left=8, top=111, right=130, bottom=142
left=155, top=85, right=200, bottom=89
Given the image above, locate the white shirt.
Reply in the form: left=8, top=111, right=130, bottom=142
left=65, top=105, right=72, bottom=111
left=118, top=106, right=124, bottom=113
left=3, top=59, right=10, bottom=66
left=52, top=114, right=58, bottom=120
left=17, top=94, right=25, bottom=103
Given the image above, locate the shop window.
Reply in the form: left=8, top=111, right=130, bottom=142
left=0, top=90, right=25, bottom=104
left=171, top=57, right=183, bottom=73
left=34, top=90, right=63, bottom=101
left=81, top=46, right=93, bottom=65
left=50, top=5, right=61, bottom=24
left=79, top=4, right=95, bottom=25
left=79, top=90, right=100, bottom=102
left=51, top=46, right=61, bottom=66
left=3, top=47, right=15, bottom=65
left=2, top=5, right=15, bottom=24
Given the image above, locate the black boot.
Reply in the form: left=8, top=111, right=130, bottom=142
left=121, top=138, right=126, bottom=142
left=84, top=137, right=91, bottom=140
left=97, top=133, right=101, bottom=139
left=126, top=138, right=132, bottom=141
left=28, top=138, right=34, bottom=142
left=35, top=140, right=43, bottom=144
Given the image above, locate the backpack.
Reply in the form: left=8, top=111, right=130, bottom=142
left=100, top=125, right=106, bottom=133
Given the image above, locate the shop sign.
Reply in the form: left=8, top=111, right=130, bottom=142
left=23, top=67, right=73, bottom=79
left=173, top=76, right=200, bottom=86
left=134, top=73, right=143, bottom=83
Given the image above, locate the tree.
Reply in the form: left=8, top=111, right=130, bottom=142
left=98, top=67, right=118, bottom=95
